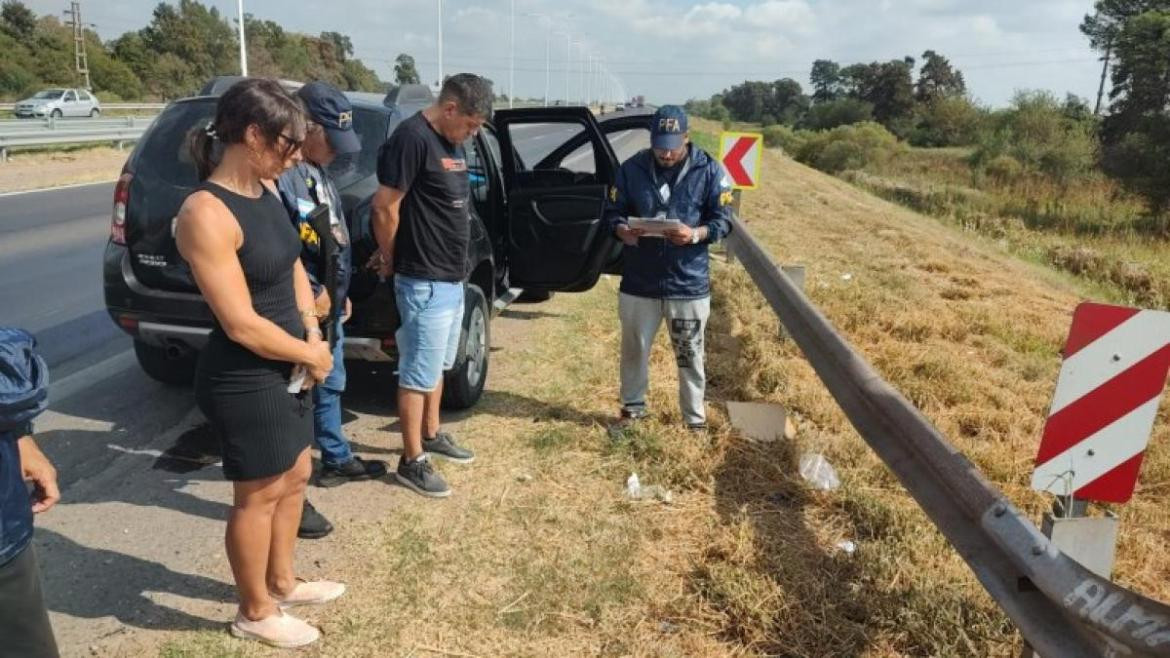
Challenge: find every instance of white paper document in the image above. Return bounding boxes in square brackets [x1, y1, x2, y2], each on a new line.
[628, 217, 686, 236]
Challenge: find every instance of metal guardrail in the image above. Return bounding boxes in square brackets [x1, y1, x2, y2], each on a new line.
[0, 116, 157, 132]
[0, 115, 155, 161]
[0, 102, 165, 112]
[726, 215, 1170, 658]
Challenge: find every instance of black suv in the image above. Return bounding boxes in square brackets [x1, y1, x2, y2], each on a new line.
[103, 81, 652, 408]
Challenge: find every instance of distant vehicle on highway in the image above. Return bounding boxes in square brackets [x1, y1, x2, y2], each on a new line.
[615, 103, 626, 112]
[13, 88, 101, 119]
[103, 77, 651, 408]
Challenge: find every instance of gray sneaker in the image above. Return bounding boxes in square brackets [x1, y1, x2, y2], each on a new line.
[423, 432, 475, 464]
[395, 455, 451, 498]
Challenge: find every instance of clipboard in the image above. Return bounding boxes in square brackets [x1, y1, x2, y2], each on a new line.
[628, 217, 686, 237]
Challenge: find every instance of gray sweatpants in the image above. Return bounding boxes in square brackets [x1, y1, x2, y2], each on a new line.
[618, 293, 711, 426]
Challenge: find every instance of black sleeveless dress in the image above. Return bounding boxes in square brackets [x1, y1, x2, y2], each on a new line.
[193, 182, 313, 481]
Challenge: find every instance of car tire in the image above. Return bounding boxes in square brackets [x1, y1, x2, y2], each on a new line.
[90, 108, 100, 118]
[442, 284, 489, 410]
[50, 109, 62, 119]
[134, 340, 197, 387]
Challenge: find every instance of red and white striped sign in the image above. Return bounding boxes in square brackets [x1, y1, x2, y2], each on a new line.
[1032, 303, 1170, 503]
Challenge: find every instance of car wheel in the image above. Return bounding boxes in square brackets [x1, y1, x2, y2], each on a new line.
[90, 108, 100, 117]
[50, 109, 62, 119]
[442, 284, 489, 410]
[134, 340, 197, 387]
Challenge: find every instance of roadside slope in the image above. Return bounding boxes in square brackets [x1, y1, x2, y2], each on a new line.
[71, 137, 1169, 658]
[701, 137, 1170, 654]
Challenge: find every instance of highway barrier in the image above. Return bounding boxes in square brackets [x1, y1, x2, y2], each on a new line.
[726, 215, 1170, 658]
[0, 115, 156, 162]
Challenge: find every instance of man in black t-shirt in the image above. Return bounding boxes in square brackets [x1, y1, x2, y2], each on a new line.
[370, 74, 492, 498]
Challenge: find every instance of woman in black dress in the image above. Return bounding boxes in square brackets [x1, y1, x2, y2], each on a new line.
[175, 79, 343, 648]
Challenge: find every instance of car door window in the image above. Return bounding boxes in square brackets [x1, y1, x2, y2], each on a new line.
[79, 90, 92, 103]
[606, 126, 651, 166]
[63, 91, 76, 103]
[505, 121, 600, 183]
[463, 135, 491, 221]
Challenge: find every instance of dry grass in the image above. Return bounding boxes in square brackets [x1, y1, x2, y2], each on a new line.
[0, 145, 125, 193]
[844, 147, 1170, 308]
[154, 121, 1169, 657]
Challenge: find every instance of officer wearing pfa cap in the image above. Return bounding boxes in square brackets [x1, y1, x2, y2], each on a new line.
[603, 105, 733, 434]
[276, 82, 387, 539]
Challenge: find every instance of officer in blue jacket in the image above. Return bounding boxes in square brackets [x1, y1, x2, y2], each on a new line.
[0, 328, 60, 657]
[276, 83, 387, 539]
[604, 105, 733, 432]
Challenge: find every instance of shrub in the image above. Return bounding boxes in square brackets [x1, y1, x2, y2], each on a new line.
[795, 121, 903, 174]
[970, 91, 1097, 186]
[800, 97, 874, 131]
[761, 125, 809, 154]
[983, 155, 1024, 184]
[911, 96, 987, 147]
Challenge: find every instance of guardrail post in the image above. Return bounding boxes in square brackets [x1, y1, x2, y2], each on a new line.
[1022, 502, 1120, 658]
[0, 147, 7, 163]
[726, 189, 743, 264]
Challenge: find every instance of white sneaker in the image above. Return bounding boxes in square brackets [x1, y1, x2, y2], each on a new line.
[274, 579, 347, 608]
[230, 609, 320, 648]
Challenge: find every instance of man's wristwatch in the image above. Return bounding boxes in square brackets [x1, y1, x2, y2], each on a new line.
[690, 228, 702, 244]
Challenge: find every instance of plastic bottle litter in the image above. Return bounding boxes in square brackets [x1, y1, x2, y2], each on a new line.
[624, 473, 673, 503]
[799, 453, 841, 491]
[625, 473, 642, 499]
[836, 540, 857, 555]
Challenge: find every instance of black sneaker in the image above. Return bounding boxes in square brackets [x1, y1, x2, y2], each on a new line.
[422, 432, 475, 464]
[317, 456, 389, 488]
[298, 500, 333, 539]
[687, 422, 709, 434]
[395, 455, 451, 498]
[608, 408, 646, 440]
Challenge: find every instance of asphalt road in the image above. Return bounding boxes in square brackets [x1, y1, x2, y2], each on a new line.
[0, 115, 651, 655]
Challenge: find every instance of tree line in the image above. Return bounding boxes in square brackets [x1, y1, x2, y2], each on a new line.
[0, 0, 429, 101]
[689, 3, 1170, 219]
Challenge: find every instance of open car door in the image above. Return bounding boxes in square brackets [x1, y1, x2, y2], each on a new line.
[533, 112, 654, 275]
[494, 107, 621, 292]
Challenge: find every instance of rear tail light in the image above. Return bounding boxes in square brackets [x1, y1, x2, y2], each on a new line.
[111, 172, 132, 245]
[116, 315, 139, 334]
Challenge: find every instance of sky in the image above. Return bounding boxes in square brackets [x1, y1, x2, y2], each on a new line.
[26, 0, 1105, 107]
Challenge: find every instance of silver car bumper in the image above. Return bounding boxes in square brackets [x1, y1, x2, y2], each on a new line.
[136, 322, 393, 363]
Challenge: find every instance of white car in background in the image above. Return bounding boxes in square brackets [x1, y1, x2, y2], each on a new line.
[13, 88, 101, 119]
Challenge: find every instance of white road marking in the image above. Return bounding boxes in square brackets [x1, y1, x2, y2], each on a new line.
[50, 349, 137, 404]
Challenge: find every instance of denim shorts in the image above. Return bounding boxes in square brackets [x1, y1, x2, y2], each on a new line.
[394, 275, 465, 392]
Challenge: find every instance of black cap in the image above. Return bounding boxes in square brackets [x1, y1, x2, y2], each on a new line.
[296, 81, 361, 155]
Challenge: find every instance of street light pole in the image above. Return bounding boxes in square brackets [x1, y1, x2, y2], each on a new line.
[544, 20, 551, 107]
[237, 0, 247, 76]
[564, 36, 571, 105]
[508, 0, 515, 109]
[437, 0, 444, 87]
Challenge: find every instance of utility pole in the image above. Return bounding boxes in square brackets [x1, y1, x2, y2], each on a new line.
[63, 2, 91, 90]
[1094, 38, 1112, 116]
[236, 0, 248, 76]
